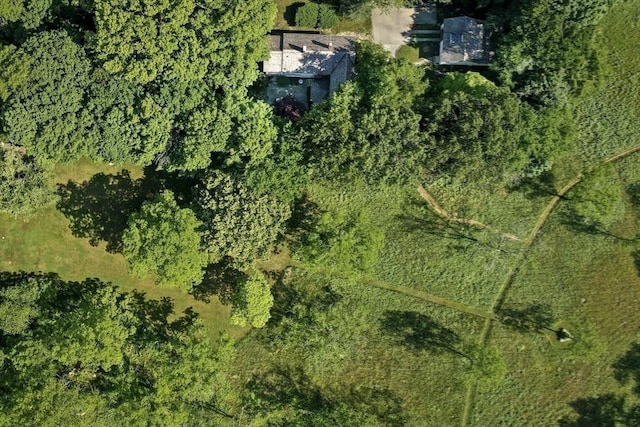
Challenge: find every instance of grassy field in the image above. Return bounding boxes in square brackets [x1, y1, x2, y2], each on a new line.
[470, 2, 640, 423]
[234, 270, 485, 424]
[235, 1, 640, 424]
[0, 160, 247, 341]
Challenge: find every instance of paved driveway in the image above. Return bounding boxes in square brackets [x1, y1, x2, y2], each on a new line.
[372, 6, 437, 56]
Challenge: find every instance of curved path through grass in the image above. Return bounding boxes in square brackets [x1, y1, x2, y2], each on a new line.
[288, 261, 497, 320]
[417, 185, 523, 242]
[461, 142, 640, 427]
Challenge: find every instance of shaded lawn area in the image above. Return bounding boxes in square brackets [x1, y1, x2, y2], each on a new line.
[234, 271, 485, 425]
[0, 160, 248, 341]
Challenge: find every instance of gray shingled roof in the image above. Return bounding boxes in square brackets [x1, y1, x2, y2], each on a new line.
[263, 33, 355, 77]
[439, 16, 489, 65]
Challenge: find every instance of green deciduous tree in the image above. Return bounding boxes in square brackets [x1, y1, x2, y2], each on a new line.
[166, 100, 232, 172]
[122, 191, 208, 291]
[302, 41, 428, 184]
[224, 98, 277, 166]
[1, 31, 91, 163]
[230, 271, 273, 328]
[244, 122, 309, 204]
[0, 144, 54, 217]
[95, 0, 275, 89]
[95, 0, 205, 84]
[80, 74, 173, 164]
[295, 206, 384, 275]
[0, 0, 51, 29]
[420, 72, 544, 181]
[492, 0, 616, 105]
[194, 170, 291, 266]
[0, 44, 29, 101]
[317, 4, 338, 29]
[295, 2, 319, 27]
[0, 272, 235, 425]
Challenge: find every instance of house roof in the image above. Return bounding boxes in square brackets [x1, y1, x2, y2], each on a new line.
[263, 33, 355, 77]
[439, 16, 489, 65]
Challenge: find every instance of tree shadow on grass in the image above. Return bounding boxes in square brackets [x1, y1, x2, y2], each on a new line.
[129, 290, 201, 341]
[284, 2, 305, 26]
[560, 342, 640, 426]
[558, 394, 630, 427]
[379, 310, 465, 357]
[55, 169, 165, 253]
[631, 250, 640, 278]
[245, 366, 406, 425]
[559, 208, 636, 242]
[396, 200, 515, 254]
[495, 303, 555, 334]
[627, 182, 640, 208]
[509, 170, 561, 200]
[190, 258, 248, 304]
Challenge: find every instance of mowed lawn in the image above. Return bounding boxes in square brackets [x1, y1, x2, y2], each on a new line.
[0, 160, 247, 341]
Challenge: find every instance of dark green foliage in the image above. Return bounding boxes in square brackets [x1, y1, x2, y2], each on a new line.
[317, 4, 338, 28]
[166, 100, 232, 172]
[492, 0, 616, 105]
[0, 272, 235, 425]
[95, 0, 276, 90]
[122, 191, 208, 291]
[302, 41, 427, 184]
[81, 74, 172, 165]
[225, 98, 278, 166]
[55, 170, 162, 253]
[0, 145, 53, 217]
[1, 31, 91, 163]
[244, 123, 309, 204]
[0, 0, 52, 29]
[420, 72, 537, 181]
[194, 170, 291, 266]
[294, 3, 337, 29]
[295, 2, 318, 27]
[0, 44, 29, 101]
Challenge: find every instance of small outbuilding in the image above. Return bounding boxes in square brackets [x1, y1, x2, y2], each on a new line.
[437, 16, 490, 66]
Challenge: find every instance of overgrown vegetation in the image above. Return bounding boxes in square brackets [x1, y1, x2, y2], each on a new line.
[1, 0, 639, 425]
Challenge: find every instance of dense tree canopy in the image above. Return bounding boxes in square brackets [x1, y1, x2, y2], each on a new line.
[302, 41, 427, 184]
[94, 0, 276, 89]
[194, 170, 291, 266]
[420, 72, 538, 181]
[2, 31, 91, 163]
[0, 272, 234, 425]
[0, 0, 51, 29]
[492, 0, 616, 105]
[122, 191, 208, 291]
[81, 74, 172, 164]
[0, 144, 53, 217]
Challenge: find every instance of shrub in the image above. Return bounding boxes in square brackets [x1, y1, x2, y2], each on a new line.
[317, 4, 338, 29]
[295, 3, 319, 27]
[396, 45, 420, 62]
